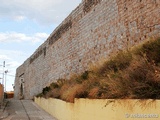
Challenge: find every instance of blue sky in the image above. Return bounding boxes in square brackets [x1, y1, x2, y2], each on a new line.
[0, 0, 81, 91]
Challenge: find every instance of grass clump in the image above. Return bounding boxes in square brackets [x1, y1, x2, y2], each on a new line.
[61, 84, 87, 102]
[99, 51, 132, 74]
[37, 37, 160, 102]
[135, 38, 160, 65]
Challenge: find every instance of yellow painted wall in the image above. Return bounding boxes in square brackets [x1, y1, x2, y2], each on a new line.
[35, 97, 160, 120]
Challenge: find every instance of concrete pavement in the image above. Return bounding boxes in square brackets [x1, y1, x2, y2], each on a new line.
[0, 99, 57, 120]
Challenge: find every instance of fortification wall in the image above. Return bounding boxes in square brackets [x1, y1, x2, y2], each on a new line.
[14, 0, 160, 99]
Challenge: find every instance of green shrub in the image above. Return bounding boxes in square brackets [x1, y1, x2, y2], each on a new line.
[81, 71, 89, 80]
[134, 38, 160, 65]
[50, 82, 59, 89]
[42, 86, 51, 95]
[36, 93, 43, 97]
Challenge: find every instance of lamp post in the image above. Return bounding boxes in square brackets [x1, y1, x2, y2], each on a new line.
[1, 61, 11, 91]
[0, 61, 7, 100]
[0, 61, 5, 86]
[4, 70, 8, 92]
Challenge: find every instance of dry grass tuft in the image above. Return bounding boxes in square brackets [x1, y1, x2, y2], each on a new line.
[37, 37, 160, 102]
[88, 87, 99, 98]
[60, 84, 87, 103]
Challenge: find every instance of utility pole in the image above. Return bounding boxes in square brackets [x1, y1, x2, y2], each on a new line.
[2, 61, 5, 86]
[5, 70, 8, 92]
[0, 61, 5, 101]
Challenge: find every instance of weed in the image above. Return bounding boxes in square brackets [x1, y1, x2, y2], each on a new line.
[61, 84, 87, 102]
[88, 87, 99, 98]
[36, 93, 43, 97]
[37, 37, 160, 102]
[42, 86, 51, 95]
[98, 51, 132, 75]
[50, 82, 59, 89]
[46, 88, 60, 99]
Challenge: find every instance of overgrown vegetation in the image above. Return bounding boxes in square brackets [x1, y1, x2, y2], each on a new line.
[37, 37, 160, 102]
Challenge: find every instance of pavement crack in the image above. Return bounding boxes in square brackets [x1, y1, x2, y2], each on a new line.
[20, 100, 30, 120]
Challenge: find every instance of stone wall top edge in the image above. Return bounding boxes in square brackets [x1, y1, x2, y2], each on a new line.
[17, 1, 83, 69]
[15, 40, 47, 70]
[49, 1, 83, 37]
[15, 63, 25, 77]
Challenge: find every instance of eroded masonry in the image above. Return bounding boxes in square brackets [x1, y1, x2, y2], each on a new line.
[14, 0, 160, 99]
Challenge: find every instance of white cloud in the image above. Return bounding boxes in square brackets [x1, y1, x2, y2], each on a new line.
[0, 61, 20, 74]
[0, 0, 81, 25]
[7, 61, 20, 68]
[0, 55, 11, 60]
[13, 15, 26, 21]
[0, 49, 30, 64]
[0, 51, 25, 80]
[0, 32, 49, 43]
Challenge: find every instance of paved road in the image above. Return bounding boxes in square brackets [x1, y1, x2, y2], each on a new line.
[0, 99, 57, 120]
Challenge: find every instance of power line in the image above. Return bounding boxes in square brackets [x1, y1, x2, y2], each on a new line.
[0, 73, 16, 77]
[1, 70, 17, 76]
[7, 74, 16, 77]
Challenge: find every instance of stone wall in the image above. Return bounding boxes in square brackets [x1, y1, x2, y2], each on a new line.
[14, 0, 160, 99]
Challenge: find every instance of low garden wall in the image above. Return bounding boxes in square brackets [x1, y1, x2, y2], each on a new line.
[35, 97, 160, 120]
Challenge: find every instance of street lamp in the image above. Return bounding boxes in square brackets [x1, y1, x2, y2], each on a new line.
[0, 61, 5, 86]
[4, 70, 8, 92]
